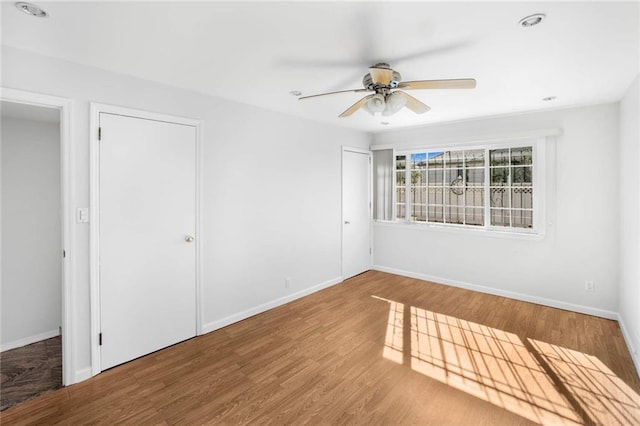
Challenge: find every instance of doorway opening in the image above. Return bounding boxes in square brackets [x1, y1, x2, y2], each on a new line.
[0, 89, 74, 408]
[1, 100, 63, 410]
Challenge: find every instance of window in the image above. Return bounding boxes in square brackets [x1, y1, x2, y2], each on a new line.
[425, 149, 484, 226]
[392, 140, 540, 233]
[395, 155, 406, 220]
[489, 147, 533, 228]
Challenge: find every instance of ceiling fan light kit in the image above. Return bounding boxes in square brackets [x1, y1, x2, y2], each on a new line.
[299, 62, 476, 118]
[382, 91, 407, 116]
[364, 93, 386, 114]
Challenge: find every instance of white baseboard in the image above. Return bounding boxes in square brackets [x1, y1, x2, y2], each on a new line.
[617, 313, 640, 378]
[201, 276, 343, 335]
[372, 265, 619, 320]
[0, 329, 60, 352]
[73, 366, 93, 384]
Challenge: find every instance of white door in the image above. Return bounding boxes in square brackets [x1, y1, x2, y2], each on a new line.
[99, 112, 197, 370]
[342, 148, 371, 279]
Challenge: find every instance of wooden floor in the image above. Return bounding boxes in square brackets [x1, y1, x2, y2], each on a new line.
[2, 271, 639, 425]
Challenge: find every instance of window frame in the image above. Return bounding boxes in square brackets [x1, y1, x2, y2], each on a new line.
[391, 137, 545, 236]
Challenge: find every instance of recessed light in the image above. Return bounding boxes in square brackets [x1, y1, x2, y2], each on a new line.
[15, 2, 48, 17]
[542, 96, 556, 101]
[289, 91, 302, 97]
[381, 121, 390, 125]
[519, 13, 545, 27]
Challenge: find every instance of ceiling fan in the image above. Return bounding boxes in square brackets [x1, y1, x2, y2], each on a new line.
[298, 63, 476, 118]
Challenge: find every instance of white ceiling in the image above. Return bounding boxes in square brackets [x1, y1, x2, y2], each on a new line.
[1, 1, 638, 132]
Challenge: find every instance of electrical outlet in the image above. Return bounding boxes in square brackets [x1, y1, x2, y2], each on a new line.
[585, 281, 595, 292]
[285, 277, 291, 289]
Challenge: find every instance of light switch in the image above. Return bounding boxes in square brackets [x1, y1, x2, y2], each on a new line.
[77, 207, 89, 223]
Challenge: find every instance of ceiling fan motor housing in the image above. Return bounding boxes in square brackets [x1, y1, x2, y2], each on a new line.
[362, 70, 402, 90]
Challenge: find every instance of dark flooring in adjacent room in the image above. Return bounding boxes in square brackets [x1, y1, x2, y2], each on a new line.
[0, 336, 62, 411]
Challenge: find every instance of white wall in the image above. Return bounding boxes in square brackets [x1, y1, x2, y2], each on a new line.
[1, 46, 370, 381]
[372, 104, 620, 317]
[1, 116, 61, 349]
[618, 74, 639, 370]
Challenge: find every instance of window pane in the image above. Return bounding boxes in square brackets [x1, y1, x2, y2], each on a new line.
[511, 146, 532, 165]
[411, 152, 427, 169]
[490, 148, 509, 166]
[465, 208, 484, 226]
[511, 209, 533, 228]
[512, 187, 533, 209]
[428, 187, 443, 204]
[395, 154, 406, 221]
[490, 208, 510, 227]
[466, 187, 484, 207]
[428, 205, 443, 223]
[412, 187, 426, 205]
[446, 169, 463, 185]
[410, 171, 426, 186]
[445, 150, 464, 168]
[512, 166, 532, 185]
[490, 168, 509, 186]
[411, 203, 426, 221]
[466, 168, 484, 186]
[428, 152, 444, 168]
[465, 149, 485, 167]
[427, 169, 443, 185]
[445, 188, 464, 205]
[445, 206, 464, 224]
[490, 187, 509, 207]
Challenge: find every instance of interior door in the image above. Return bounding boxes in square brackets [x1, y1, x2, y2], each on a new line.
[342, 148, 371, 279]
[99, 112, 196, 370]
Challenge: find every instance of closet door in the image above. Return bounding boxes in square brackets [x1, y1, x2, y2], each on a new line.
[342, 148, 372, 279]
[99, 112, 196, 370]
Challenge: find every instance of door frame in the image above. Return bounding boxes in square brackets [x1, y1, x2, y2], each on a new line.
[0, 87, 75, 385]
[341, 146, 372, 279]
[89, 103, 203, 376]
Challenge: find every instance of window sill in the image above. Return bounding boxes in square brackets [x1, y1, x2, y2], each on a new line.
[373, 220, 546, 241]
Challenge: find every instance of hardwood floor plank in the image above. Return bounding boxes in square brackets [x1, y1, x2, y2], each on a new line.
[2, 271, 639, 425]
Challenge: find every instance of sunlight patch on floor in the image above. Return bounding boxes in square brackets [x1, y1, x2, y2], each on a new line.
[372, 295, 640, 425]
[409, 307, 581, 425]
[382, 300, 404, 364]
[530, 339, 640, 425]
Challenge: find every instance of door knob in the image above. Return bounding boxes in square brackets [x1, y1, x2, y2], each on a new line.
[185, 235, 195, 243]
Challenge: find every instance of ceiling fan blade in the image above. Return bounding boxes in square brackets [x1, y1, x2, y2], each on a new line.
[339, 95, 373, 118]
[298, 88, 370, 100]
[398, 79, 477, 90]
[395, 91, 431, 114]
[369, 67, 393, 85]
